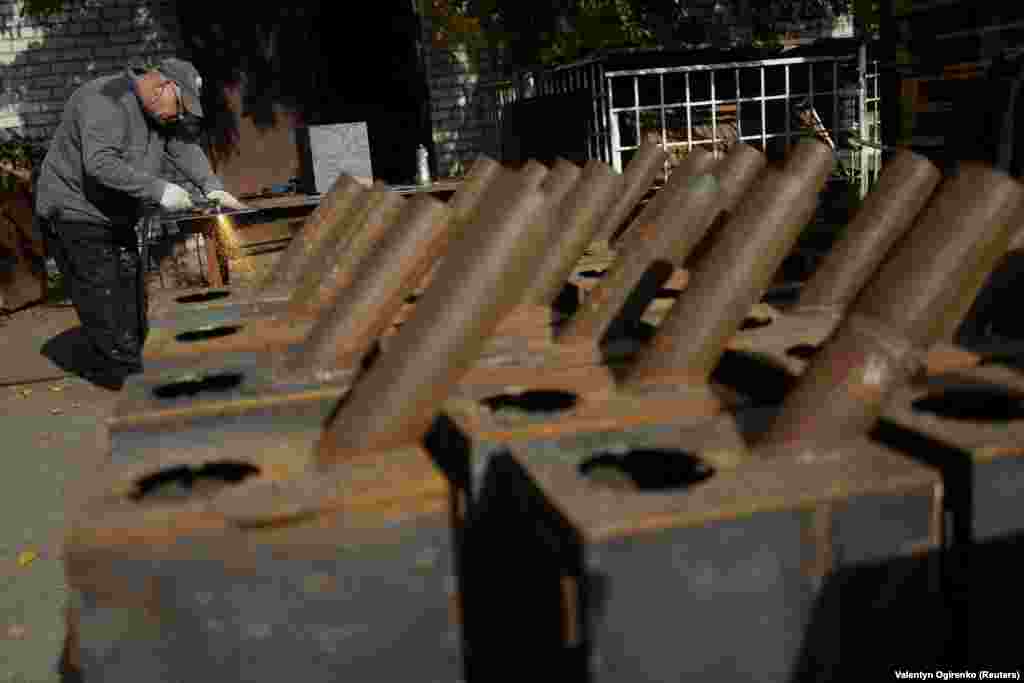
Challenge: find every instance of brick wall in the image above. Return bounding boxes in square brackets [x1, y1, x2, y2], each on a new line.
[0, 0, 182, 141]
[419, 4, 855, 177]
[420, 11, 505, 178]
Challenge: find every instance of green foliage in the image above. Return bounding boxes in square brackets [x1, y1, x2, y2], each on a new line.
[0, 137, 44, 193]
[19, 0, 71, 19]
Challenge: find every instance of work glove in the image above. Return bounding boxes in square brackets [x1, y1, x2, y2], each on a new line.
[206, 190, 249, 211]
[159, 182, 194, 212]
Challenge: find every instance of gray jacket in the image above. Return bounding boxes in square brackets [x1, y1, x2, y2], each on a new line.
[35, 69, 223, 227]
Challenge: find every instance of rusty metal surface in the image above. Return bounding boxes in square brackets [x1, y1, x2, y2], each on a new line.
[146, 289, 293, 330]
[856, 164, 1024, 348]
[627, 139, 835, 386]
[64, 441, 459, 682]
[142, 315, 316, 369]
[721, 152, 942, 376]
[612, 147, 716, 255]
[317, 176, 554, 464]
[147, 181, 375, 330]
[522, 160, 624, 307]
[284, 186, 392, 305]
[144, 188, 399, 357]
[283, 195, 453, 380]
[713, 143, 770, 216]
[558, 151, 720, 345]
[797, 150, 942, 312]
[289, 191, 407, 315]
[882, 373, 1024, 463]
[446, 155, 503, 229]
[448, 410, 941, 680]
[258, 174, 369, 292]
[592, 139, 668, 244]
[539, 158, 583, 206]
[761, 164, 1024, 450]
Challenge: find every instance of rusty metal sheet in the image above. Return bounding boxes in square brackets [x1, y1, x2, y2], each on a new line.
[442, 409, 942, 681]
[64, 442, 460, 682]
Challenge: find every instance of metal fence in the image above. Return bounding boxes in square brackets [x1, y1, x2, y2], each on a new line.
[495, 49, 883, 196]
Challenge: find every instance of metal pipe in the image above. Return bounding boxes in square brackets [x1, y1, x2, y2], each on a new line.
[257, 175, 368, 292]
[289, 191, 407, 314]
[934, 229, 1024, 343]
[282, 194, 453, 379]
[677, 143, 767, 269]
[521, 160, 624, 307]
[591, 139, 668, 244]
[447, 155, 504, 230]
[626, 138, 835, 386]
[761, 163, 1024, 450]
[317, 178, 553, 465]
[284, 187, 392, 307]
[557, 148, 721, 345]
[415, 161, 549, 294]
[540, 158, 583, 206]
[613, 148, 716, 254]
[796, 150, 941, 312]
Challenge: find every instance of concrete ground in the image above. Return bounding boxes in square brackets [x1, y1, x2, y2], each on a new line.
[0, 214, 293, 681]
[0, 372, 120, 683]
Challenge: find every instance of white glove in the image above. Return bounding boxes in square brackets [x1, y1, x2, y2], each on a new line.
[206, 190, 248, 211]
[159, 182, 193, 212]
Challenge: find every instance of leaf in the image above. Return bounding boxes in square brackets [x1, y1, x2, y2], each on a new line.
[17, 550, 38, 567]
[4, 624, 26, 640]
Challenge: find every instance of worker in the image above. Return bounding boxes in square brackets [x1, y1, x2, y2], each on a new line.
[34, 58, 246, 386]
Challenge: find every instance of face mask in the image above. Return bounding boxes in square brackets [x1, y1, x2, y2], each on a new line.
[173, 113, 204, 142]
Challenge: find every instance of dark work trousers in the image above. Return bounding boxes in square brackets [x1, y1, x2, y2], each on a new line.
[48, 220, 147, 375]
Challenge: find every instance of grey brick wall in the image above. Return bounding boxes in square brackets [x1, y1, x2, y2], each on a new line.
[0, 0, 183, 141]
[420, 11, 505, 178]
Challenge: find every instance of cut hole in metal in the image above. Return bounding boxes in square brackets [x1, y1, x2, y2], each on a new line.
[786, 344, 821, 360]
[176, 290, 231, 304]
[175, 325, 243, 342]
[152, 372, 244, 399]
[132, 461, 261, 500]
[579, 449, 713, 491]
[482, 390, 578, 415]
[912, 387, 1024, 422]
[740, 316, 773, 331]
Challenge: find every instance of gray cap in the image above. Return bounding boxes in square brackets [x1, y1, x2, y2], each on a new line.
[157, 58, 204, 118]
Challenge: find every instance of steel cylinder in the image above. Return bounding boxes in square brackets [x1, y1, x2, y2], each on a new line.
[290, 191, 407, 314]
[541, 158, 583, 206]
[285, 187, 391, 305]
[447, 155, 504, 230]
[626, 138, 835, 386]
[317, 177, 553, 465]
[521, 160, 625, 307]
[714, 143, 770, 215]
[761, 163, 1024, 450]
[558, 151, 722, 345]
[613, 148, 717, 254]
[592, 139, 668, 243]
[258, 175, 368, 292]
[283, 195, 453, 378]
[797, 150, 941, 312]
